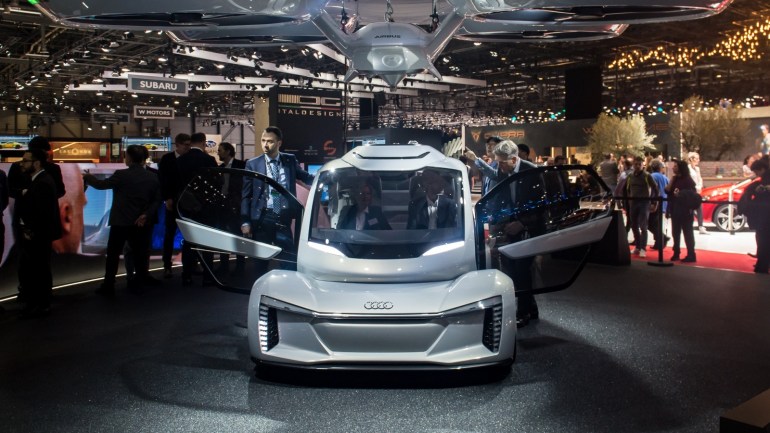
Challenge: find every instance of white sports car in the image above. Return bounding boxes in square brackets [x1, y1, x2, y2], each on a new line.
[177, 144, 613, 372]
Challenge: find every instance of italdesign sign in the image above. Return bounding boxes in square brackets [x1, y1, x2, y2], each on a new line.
[134, 106, 175, 120]
[127, 74, 188, 96]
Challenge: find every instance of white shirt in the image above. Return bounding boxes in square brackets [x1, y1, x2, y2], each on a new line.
[221, 159, 232, 194]
[355, 207, 370, 230]
[426, 196, 438, 229]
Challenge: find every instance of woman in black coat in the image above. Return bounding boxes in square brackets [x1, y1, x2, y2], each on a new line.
[665, 160, 697, 262]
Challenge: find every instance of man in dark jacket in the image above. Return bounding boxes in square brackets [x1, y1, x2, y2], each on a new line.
[8, 136, 65, 302]
[216, 141, 246, 275]
[84, 145, 161, 295]
[241, 126, 314, 277]
[157, 133, 190, 278]
[407, 169, 457, 230]
[742, 159, 770, 274]
[176, 132, 217, 285]
[14, 148, 62, 317]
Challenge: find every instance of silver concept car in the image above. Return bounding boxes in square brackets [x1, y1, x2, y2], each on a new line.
[177, 144, 614, 372]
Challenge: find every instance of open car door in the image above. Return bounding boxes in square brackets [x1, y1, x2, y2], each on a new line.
[176, 167, 304, 292]
[474, 165, 614, 295]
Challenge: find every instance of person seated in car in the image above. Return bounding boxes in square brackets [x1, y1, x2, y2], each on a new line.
[337, 180, 391, 230]
[407, 169, 457, 229]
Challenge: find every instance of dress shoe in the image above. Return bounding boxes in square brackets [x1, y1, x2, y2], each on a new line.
[681, 255, 696, 263]
[753, 268, 769, 274]
[748, 253, 757, 258]
[163, 268, 173, 279]
[670, 254, 680, 261]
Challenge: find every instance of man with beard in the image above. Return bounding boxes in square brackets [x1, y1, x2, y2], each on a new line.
[14, 148, 62, 317]
[241, 126, 314, 278]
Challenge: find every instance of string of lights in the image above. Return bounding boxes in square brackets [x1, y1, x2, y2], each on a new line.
[609, 11, 770, 70]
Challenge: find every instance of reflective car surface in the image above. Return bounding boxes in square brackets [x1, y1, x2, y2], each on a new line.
[176, 145, 613, 373]
[701, 177, 760, 231]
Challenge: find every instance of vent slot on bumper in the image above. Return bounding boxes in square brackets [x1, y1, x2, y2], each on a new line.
[259, 304, 279, 352]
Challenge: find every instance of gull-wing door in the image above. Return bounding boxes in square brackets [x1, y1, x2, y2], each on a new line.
[176, 167, 304, 291]
[474, 165, 614, 295]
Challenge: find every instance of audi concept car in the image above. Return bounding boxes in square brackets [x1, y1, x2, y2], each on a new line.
[176, 144, 614, 372]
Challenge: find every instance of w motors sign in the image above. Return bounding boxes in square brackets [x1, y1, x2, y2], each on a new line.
[128, 74, 188, 96]
[134, 106, 175, 120]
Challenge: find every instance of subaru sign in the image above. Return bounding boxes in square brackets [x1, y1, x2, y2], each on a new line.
[128, 74, 188, 96]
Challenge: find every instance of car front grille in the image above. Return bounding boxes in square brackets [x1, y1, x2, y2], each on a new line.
[258, 304, 279, 352]
[482, 303, 503, 352]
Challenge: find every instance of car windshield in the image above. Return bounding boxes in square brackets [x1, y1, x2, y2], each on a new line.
[308, 166, 465, 259]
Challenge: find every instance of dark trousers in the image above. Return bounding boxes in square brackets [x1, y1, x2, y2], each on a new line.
[250, 214, 295, 278]
[18, 236, 53, 308]
[755, 227, 770, 272]
[648, 209, 665, 246]
[104, 225, 152, 287]
[218, 213, 245, 272]
[162, 206, 178, 270]
[629, 201, 650, 250]
[671, 212, 695, 258]
[694, 204, 704, 227]
[181, 240, 214, 279]
[500, 254, 538, 318]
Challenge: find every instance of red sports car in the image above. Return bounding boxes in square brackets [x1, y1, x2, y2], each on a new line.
[701, 177, 760, 231]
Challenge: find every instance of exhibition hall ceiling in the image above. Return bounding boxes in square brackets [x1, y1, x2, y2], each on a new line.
[2, 0, 770, 125]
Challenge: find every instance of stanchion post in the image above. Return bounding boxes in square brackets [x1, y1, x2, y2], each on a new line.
[649, 195, 674, 267]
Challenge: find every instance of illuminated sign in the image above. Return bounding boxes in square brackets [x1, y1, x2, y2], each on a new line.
[127, 74, 188, 96]
[134, 106, 175, 120]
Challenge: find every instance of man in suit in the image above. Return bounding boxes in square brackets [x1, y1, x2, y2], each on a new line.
[241, 126, 314, 277]
[407, 169, 457, 230]
[216, 141, 246, 275]
[14, 148, 62, 317]
[176, 132, 218, 285]
[158, 133, 190, 278]
[8, 136, 65, 303]
[83, 145, 161, 296]
[337, 180, 391, 230]
[466, 140, 541, 327]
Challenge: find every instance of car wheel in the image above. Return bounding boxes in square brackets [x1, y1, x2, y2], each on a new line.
[713, 204, 746, 231]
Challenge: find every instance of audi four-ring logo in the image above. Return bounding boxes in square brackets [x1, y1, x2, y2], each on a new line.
[364, 301, 393, 310]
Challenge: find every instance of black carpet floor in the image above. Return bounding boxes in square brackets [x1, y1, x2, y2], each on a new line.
[1, 262, 769, 433]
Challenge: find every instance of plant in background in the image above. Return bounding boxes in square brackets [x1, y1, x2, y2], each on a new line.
[671, 95, 749, 160]
[587, 113, 656, 165]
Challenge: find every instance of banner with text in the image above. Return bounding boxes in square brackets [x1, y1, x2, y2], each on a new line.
[128, 74, 188, 96]
[134, 106, 175, 120]
[270, 87, 343, 163]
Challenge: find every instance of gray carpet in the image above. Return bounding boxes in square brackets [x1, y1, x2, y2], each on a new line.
[1, 261, 768, 433]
